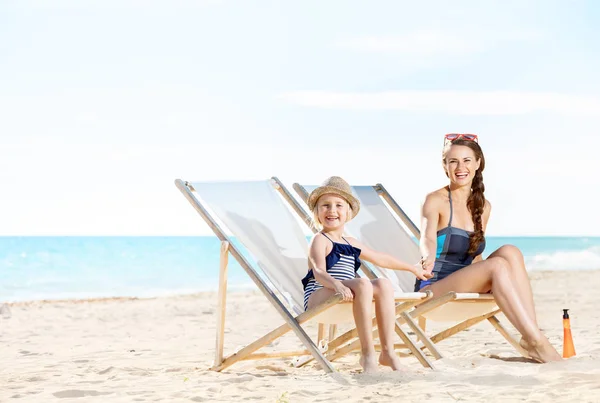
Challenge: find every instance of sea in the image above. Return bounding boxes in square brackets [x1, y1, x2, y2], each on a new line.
[1, 236, 599, 302]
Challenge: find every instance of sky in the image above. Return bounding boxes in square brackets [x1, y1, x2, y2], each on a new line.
[1, 0, 599, 236]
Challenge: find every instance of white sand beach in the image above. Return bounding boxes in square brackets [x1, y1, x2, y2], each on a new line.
[2, 269, 599, 403]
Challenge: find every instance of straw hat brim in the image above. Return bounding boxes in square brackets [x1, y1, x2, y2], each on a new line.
[307, 186, 361, 218]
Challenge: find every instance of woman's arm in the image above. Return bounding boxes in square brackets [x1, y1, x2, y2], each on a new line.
[483, 200, 492, 231]
[348, 238, 432, 281]
[472, 200, 492, 264]
[309, 235, 353, 300]
[420, 192, 441, 274]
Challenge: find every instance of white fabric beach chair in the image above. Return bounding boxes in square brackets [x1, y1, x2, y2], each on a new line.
[291, 180, 529, 359]
[175, 179, 435, 373]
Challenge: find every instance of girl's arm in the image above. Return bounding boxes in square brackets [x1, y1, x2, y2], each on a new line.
[309, 235, 353, 301]
[347, 238, 432, 281]
[419, 192, 442, 274]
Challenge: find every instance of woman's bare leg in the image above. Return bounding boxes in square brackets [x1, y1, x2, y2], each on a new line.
[371, 278, 404, 370]
[424, 256, 561, 363]
[489, 245, 538, 326]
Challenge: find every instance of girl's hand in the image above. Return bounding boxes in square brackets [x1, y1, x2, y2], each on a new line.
[413, 263, 434, 281]
[333, 281, 353, 302]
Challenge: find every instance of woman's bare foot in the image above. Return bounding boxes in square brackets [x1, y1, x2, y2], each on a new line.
[378, 351, 405, 371]
[520, 336, 562, 363]
[519, 338, 533, 359]
[359, 353, 379, 373]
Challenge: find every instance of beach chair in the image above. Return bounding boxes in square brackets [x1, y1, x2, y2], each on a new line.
[174, 179, 435, 373]
[291, 181, 529, 359]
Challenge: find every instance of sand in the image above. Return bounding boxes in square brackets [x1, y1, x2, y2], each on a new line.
[1, 270, 599, 402]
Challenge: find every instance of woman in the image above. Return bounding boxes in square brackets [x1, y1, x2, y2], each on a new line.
[417, 134, 561, 363]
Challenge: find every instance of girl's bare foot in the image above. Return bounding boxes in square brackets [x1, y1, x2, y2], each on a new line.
[520, 337, 562, 363]
[359, 353, 379, 373]
[378, 351, 405, 371]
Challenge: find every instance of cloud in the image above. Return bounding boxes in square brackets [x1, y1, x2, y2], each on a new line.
[279, 90, 600, 116]
[22, 0, 223, 11]
[333, 29, 543, 56]
[334, 30, 482, 56]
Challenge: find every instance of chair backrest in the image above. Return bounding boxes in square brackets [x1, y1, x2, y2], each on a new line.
[191, 180, 309, 314]
[300, 184, 420, 293]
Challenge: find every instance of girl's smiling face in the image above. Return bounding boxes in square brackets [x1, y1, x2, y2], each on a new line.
[315, 194, 351, 230]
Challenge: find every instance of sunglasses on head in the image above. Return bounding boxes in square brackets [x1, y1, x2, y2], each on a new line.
[444, 133, 478, 144]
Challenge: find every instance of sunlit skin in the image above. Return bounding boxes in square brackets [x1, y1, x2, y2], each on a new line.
[307, 193, 432, 372]
[419, 143, 562, 363]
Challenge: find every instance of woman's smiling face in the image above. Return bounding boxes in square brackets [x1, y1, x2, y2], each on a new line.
[444, 144, 481, 186]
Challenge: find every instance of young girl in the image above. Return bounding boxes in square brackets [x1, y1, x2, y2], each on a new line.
[301, 176, 432, 372]
[417, 134, 561, 363]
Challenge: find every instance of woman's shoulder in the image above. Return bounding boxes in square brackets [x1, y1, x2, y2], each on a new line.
[484, 199, 492, 216]
[423, 187, 448, 206]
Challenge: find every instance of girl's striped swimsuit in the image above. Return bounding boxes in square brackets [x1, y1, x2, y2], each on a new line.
[301, 233, 361, 310]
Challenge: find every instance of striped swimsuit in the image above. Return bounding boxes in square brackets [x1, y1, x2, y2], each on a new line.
[301, 233, 361, 311]
[415, 189, 486, 291]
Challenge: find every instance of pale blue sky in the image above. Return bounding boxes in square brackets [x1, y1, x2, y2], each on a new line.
[1, 0, 599, 236]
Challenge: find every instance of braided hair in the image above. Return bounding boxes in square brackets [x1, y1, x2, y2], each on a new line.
[443, 139, 486, 256]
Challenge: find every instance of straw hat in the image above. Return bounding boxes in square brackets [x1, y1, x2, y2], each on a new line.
[307, 176, 360, 218]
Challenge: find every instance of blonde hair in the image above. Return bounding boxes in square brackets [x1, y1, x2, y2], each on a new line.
[310, 195, 354, 230]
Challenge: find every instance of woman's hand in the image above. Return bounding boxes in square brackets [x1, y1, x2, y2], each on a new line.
[333, 281, 354, 302]
[412, 264, 433, 281]
[412, 258, 434, 281]
[420, 256, 435, 274]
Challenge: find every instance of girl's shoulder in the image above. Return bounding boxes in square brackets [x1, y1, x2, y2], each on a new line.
[342, 236, 359, 247]
[337, 236, 363, 258]
[309, 232, 327, 244]
[309, 232, 333, 251]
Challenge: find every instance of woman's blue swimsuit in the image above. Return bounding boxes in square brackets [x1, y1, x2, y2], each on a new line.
[302, 233, 361, 311]
[415, 189, 486, 291]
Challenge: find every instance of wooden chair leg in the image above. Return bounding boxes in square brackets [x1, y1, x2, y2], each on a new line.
[328, 324, 337, 341]
[401, 312, 442, 360]
[429, 310, 499, 344]
[487, 316, 529, 357]
[317, 323, 325, 343]
[214, 241, 229, 368]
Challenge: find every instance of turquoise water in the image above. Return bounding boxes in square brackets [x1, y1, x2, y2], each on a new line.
[1, 236, 599, 302]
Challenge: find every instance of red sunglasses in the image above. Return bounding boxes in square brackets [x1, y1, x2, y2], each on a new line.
[444, 133, 478, 143]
